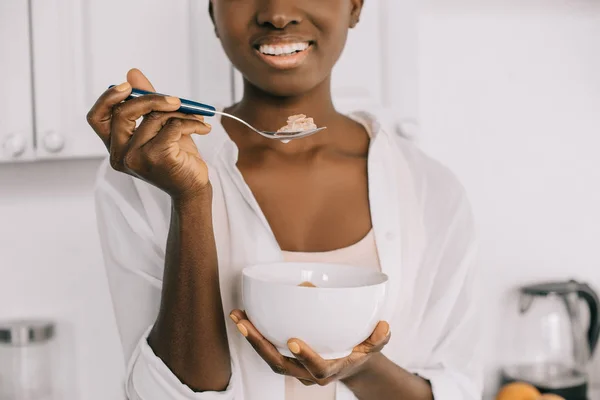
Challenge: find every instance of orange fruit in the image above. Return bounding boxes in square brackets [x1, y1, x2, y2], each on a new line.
[496, 382, 540, 400]
[539, 395, 565, 400]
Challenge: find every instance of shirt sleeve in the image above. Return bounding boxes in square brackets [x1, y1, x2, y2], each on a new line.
[408, 184, 484, 399]
[94, 162, 239, 400]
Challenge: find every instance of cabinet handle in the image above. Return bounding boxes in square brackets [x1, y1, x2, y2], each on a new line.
[2, 133, 27, 158]
[42, 131, 65, 153]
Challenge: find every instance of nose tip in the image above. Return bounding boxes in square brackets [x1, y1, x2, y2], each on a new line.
[271, 14, 296, 29]
[256, 5, 302, 29]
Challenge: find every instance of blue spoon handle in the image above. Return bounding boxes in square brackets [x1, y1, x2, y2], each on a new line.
[108, 85, 216, 117]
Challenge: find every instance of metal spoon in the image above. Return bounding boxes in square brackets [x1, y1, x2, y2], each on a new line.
[111, 86, 327, 143]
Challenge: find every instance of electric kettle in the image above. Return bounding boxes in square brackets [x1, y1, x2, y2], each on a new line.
[500, 280, 600, 400]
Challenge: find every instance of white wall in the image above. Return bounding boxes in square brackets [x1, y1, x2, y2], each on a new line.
[419, 0, 600, 395]
[0, 159, 123, 399]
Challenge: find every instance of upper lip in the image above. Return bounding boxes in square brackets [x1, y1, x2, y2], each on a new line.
[252, 35, 314, 48]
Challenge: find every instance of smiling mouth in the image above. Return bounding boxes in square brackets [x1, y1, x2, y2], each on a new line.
[254, 41, 313, 70]
[256, 41, 311, 56]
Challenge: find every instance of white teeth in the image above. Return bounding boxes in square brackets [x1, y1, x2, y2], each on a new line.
[259, 42, 310, 56]
[293, 43, 307, 52]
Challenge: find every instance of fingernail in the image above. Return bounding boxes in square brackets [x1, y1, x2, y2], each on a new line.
[229, 313, 239, 323]
[384, 322, 391, 337]
[203, 122, 212, 129]
[166, 96, 180, 105]
[236, 323, 248, 337]
[288, 341, 301, 354]
[115, 82, 131, 92]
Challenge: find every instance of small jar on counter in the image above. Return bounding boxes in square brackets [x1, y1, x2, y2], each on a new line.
[0, 320, 56, 400]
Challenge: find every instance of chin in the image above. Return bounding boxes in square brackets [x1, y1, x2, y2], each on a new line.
[246, 72, 327, 98]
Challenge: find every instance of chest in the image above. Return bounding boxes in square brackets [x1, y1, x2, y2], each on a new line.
[236, 149, 372, 252]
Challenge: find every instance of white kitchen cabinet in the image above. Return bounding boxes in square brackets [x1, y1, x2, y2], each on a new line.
[333, 0, 387, 112]
[28, 0, 232, 161]
[0, 0, 35, 163]
[386, 0, 419, 135]
[232, 0, 419, 127]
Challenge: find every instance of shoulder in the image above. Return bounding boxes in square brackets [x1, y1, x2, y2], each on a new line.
[396, 135, 468, 210]
[355, 108, 475, 248]
[357, 107, 469, 209]
[361, 110, 478, 276]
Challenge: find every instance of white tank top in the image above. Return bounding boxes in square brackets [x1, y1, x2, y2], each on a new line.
[281, 229, 381, 400]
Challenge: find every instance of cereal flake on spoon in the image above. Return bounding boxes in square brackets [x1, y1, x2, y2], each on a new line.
[276, 114, 318, 135]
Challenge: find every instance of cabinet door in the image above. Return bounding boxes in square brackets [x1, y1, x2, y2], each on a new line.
[385, 0, 419, 136]
[0, 0, 35, 163]
[232, 0, 418, 123]
[331, 0, 386, 112]
[30, 0, 232, 160]
[331, 0, 419, 121]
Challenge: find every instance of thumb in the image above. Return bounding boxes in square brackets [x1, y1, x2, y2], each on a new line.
[352, 321, 391, 353]
[126, 68, 156, 92]
[370, 321, 390, 344]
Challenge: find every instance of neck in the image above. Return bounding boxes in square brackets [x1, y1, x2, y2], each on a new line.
[231, 76, 340, 136]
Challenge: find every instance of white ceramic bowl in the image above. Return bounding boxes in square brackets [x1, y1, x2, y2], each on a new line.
[242, 262, 388, 359]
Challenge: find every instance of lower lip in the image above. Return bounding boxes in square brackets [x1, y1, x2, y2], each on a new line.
[255, 45, 312, 70]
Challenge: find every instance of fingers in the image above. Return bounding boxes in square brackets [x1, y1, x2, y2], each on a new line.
[143, 116, 211, 151]
[286, 338, 341, 381]
[228, 312, 392, 385]
[371, 321, 390, 343]
[229, 310, 313, 381]
[353, 321, 391, 354]
[86, 82, 133, 146]
[130, 112, 209, 150]
[287, 321, 391, 382]
[121, 115, 209, 175]
[229, 309, 247, 324]
[127, 68, 156, 92]
[112, 94, 181, 129]
[109, 95, 181, 170]
[86, 67, 157, 149]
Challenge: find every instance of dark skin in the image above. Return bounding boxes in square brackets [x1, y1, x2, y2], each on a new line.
[213, 0, 374, 251]
[86, 0, 433, 398]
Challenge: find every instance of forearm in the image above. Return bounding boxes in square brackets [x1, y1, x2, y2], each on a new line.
[342, 353, 433, 400]
[148, 186, 231, 391]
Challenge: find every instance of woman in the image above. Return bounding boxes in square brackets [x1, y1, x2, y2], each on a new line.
[88, 0, 482, 399]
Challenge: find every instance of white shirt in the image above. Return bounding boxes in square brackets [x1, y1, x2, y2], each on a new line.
[94, 110, 483, 400]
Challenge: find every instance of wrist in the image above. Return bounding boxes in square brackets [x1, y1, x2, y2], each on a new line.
[172, 184, 213, 210]
[341, 352, 385, 385]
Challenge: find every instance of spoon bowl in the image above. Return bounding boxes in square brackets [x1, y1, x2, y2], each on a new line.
[195, 108, 327, 143]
